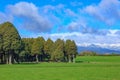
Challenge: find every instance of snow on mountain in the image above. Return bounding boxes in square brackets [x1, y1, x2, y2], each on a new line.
[77, 43, 120, 54]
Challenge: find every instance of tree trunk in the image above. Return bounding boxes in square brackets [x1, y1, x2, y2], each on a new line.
[73, 54, 75, 63]
[66, 56, 69, 62]
[36, 54, 39, 63]
[64, 56, 68, 62]
[6, 55, 9, 64]
[8, 53, 12, 64]
[68, 55, 71, 63]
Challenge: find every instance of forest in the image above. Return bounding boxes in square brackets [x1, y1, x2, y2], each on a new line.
[0, 22, 77, 64]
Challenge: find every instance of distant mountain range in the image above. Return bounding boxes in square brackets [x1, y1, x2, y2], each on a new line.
[77, 44, 120, 54]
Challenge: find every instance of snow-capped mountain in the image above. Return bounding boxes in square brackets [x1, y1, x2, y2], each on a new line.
[77, 44, 120, 54]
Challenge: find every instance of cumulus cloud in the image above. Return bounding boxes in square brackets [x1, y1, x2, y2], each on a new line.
[42, 4, 77, 19]
[43, 4, 64, 13]
[39, 4, 78, 32]
[67, 21, 110, 35]
[67, 21, 86, 32]
[8, 2, 39, 17]
[0, 2, 52, 33]
[0, 2, 77, 33]
[10, 2, 52, 33]
[84, 0, 120, 25]
[41, 4, 65, 26]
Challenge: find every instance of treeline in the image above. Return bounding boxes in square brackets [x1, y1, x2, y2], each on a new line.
[79, 51, 97, 56]
[0, 22, 77, 64]
[79, 51, 120, 56]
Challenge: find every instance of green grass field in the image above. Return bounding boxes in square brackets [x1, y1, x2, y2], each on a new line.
[0, 56, 120, 80]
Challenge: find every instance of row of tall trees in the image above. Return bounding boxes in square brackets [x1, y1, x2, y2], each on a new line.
[21, 37, 77, 63]
[0, 22, 77, 64]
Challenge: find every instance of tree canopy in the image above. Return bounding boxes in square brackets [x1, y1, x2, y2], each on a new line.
[0, 22, 21, 64]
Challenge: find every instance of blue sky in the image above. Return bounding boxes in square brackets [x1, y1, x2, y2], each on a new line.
[0, 0, 120, 48]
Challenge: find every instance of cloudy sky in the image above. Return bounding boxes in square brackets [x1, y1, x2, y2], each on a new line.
[0, 0, 120, 48]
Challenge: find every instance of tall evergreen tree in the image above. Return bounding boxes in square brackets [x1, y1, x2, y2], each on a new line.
[0, 22, 21, 64]
[37, 37, 45, 61]
[21, 38, 34, 62]
[65, 40, 77, 63]
[44, 38, 54, 61]
[31, 37, 45, 63]
[70, 40, 77, 63]
[52, 39, 64, 62]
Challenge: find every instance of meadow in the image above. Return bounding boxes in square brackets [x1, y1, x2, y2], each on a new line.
[0, 56, 120, 80]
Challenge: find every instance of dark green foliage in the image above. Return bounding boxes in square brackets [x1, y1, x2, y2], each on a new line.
[44, 38, 54, 60]
[31, 38, 41, 55]
[52, 48, 64, 62]
[37, 37, 45, 55]
[31, 37, 45, 63]
[0, 22, 21, 64]
[51, 39, 64, 62]
[20, 38, 34, 62]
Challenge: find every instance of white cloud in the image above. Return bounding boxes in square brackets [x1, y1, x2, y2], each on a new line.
[67, 21, 110, 35]
[84, 0, 120, 25]
[0, 2, 52, 33]
[42, 4, 65, 14]
[40, 4, 65, 26]
[42, 4, 77, 20]
[68, 21, 86, 32]
[8, 2, 38, 17]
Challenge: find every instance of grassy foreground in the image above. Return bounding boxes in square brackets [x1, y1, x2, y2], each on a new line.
[0, 56, 120, 80]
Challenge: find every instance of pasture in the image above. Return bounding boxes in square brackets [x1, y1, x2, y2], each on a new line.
[0, 56, 120, 80]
